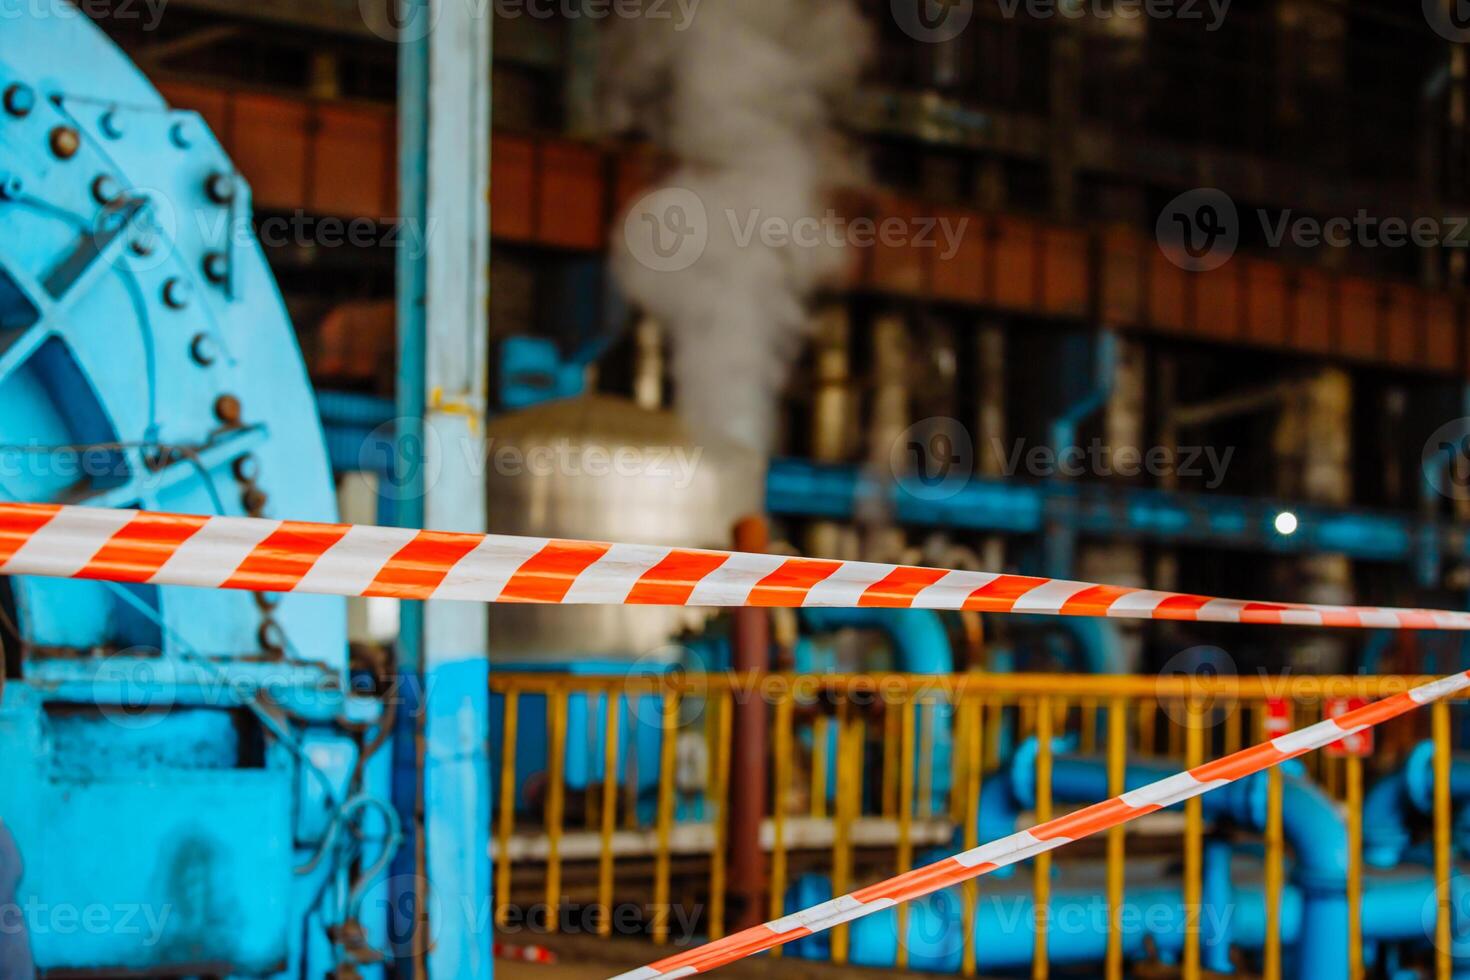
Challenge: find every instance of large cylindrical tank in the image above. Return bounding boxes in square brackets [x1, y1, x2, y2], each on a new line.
[485, 394, 765, 662]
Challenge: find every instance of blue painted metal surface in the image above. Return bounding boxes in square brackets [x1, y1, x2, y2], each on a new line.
[767, 459, 1456, 563]
[0, 6, 392, 976]
[317, 410, 1444, 568]
[392, 0, 494, 973]
[788, 740, 1470, 977]
[499, 336, 588, 410]
[800, 607, 956, 813]
[1045, 330, 1117, 577]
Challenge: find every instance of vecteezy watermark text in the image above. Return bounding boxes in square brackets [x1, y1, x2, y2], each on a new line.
[0, 0, 168, 30]
[622, 187, 970, 273]
[1157, 187, 1470, 271]
[891, 0, 1229, 44]
[1, 900, 172, 945]
[360, 0, 700, 43]
[995, 438, 1234, 489]
[888, 418, 1236, 502]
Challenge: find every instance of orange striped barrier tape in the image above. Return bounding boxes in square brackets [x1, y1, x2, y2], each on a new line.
[609, 671, 1470, 978]
[0, 502, 1468, 628]
[2, 501, 1467, 975]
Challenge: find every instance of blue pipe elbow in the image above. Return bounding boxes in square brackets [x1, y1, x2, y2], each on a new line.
[798, 607, 954, 675]
[799, 607, 956, 815]
[1365, 741, 1470, 867]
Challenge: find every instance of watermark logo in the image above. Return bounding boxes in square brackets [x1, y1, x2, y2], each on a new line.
[1424, 0, 1470, 43]
[362, 418, 445, 503]
[360, 0, 440, 43]
[0, 899, 173, 945]
[358, 874, 442, 956]
[1157, 188, 1238, 272]
[892, 0, 974, 43]
[92, 186, 179, 276]
[1423, 417, 1470, 501]
[623, 189, 970, 273]
[1161, 186, 1470, 269]
[362, 0, 701, 41]
[0, 0, 170, 30]
[892, 417, 975, 502]
[90, 651, 176, 732]
[994, 438, 1233, 489]
[1156, 645, 1238, 729]
[623, 187, 709, 274]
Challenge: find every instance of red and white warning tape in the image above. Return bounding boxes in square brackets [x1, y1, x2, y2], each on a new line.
[3, 501, 1468, 975]
[2, 502, 1470, 629]
[610, 670, 1470, 979]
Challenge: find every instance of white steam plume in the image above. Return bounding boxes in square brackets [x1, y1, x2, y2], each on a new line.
[605, 0, 870, 455]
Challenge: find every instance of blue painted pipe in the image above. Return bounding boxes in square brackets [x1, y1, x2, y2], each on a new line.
[1005, 614, 1130, 675]
[799, 608, 953, 675]
[784, 853, 1307, 972]
[1007, 747, 1354, 977]
[800, 608, 955, 814]
[1365, 741, 1470, 867]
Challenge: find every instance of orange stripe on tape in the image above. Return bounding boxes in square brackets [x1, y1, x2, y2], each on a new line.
[858, 566, 949, 608]
[499, 540, 612, 603]
[367, 530, 487, 600]
[1238, 602, 1293, 625]
[224, 521, 351, 591]
[75, 511, 209, 583]
[1335, 690, 1420, 729]
[626, 550, 730, 605]
[674, 925, 798, 972]
[747, 557, 841, 607]
[1060, 584, 1138, 616]
[1032, 797, 1150, 841]
[1315, 608, 1365, 628]
[0, 503, 59, 564]
[1191, 742, 1286, 783]
[1395, 610, 1440, 629]
[852, 857, 971, 905]
[1150, 594, 1213, 620]
[963, 574, 1050, 612]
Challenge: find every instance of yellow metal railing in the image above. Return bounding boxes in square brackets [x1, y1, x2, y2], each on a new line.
[488, 672, 1468, 979]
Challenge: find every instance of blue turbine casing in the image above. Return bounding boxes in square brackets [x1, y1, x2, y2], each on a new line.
[0, 6, 381, 977]
[0, 2, 341, 655]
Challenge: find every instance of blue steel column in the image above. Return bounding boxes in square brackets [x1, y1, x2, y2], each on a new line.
[395, 0, 493, 977]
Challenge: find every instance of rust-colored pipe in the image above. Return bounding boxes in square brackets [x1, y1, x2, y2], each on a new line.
[728, 515, 770, 929]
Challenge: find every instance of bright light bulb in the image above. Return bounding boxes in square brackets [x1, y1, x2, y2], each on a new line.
[1274, 511, 1299, 536]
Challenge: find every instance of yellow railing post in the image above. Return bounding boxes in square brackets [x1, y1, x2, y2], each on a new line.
[1138, 698, 1157, 755]
[494, 690, 520, 929]
[882, 697, 900, 819]
[597, 688, 620, 938]
[896, 695, 916, 971]
[770, 692, 795, 958]
[1183, 697, 1204, 980]
[1345, 752, 1363, 980]
[1033, 695, 1053, 980]
[832, 697, 861, 965]
[1265, 764, 1284, 980]
[545, 687, 568, 933]
[811, 714, 829, 820]
[918, 700, 935, 817]
[1080, 697, 1098, 754]
[708, 692, 733, 940]
[961, 696, 983, 978]
[1104, 696, 1126, 980]
[1435, 699, 1453, 980]
[653, 687, 679, 945]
